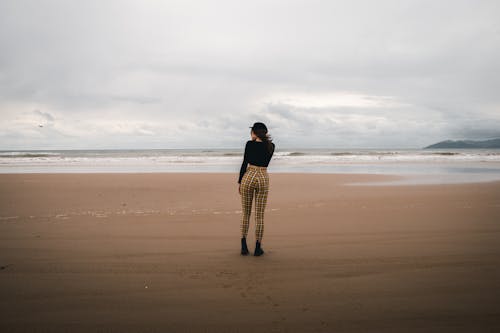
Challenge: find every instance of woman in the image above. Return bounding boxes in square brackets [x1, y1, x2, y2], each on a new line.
[237, 122, 275, 256]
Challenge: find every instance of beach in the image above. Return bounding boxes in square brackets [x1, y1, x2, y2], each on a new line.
[1, 172, 500, 332]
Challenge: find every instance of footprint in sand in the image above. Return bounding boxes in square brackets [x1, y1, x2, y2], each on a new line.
[266, 295, 280, 307]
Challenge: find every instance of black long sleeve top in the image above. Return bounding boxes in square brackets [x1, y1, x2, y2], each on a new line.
[238, 140, 275, 184]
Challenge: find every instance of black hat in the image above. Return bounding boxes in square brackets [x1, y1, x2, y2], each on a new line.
[249, 122, 268, 132]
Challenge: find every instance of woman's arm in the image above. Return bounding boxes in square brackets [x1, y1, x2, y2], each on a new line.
[238, 141, 251, 184]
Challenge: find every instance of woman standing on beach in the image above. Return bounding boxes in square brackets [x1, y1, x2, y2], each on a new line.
[238, 122, 275, 256]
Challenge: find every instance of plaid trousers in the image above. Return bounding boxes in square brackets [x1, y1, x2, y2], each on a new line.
[240, 165, 270, 241]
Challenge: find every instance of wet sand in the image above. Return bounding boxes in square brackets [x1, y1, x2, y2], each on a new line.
[1, 172, 499, 332]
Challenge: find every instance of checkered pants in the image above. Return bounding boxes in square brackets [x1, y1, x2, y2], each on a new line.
[240, 165, 269, 241]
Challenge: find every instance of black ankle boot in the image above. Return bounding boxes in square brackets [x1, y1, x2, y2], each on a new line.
[241, 237, 249, 255]
[254, 240, 264, 256]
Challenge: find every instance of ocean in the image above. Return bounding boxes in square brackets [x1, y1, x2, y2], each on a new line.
[1, 148, 500, 185]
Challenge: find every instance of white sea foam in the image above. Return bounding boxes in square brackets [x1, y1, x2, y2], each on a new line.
[1, 148, 500, 185]
[1, 148, 500, 165]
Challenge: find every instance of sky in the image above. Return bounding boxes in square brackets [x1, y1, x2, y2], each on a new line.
[1, 0, 499, 150]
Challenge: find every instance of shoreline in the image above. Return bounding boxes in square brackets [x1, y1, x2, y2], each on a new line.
[2, 171, 500, 186]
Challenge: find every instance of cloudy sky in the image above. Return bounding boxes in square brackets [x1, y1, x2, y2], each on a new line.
[1, 0, 499, 150]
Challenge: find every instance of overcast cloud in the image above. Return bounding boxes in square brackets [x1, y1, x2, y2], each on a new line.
[1, 0, 499, 149]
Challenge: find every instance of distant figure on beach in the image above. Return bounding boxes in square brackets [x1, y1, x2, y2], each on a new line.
[238, 122, 275, 256]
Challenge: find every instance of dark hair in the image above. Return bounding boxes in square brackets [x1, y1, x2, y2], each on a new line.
[251, 127, 274, 154]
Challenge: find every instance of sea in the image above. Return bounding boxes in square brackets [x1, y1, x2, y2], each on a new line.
[1, 148, 500, 185]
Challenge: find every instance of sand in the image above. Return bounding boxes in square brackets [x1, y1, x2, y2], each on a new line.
[1, 172, 499, 332]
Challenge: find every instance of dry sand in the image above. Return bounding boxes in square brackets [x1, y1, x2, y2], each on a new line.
[1, 172, 499, 332]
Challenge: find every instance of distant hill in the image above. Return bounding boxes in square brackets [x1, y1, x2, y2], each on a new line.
[424, 138, 500, 149]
